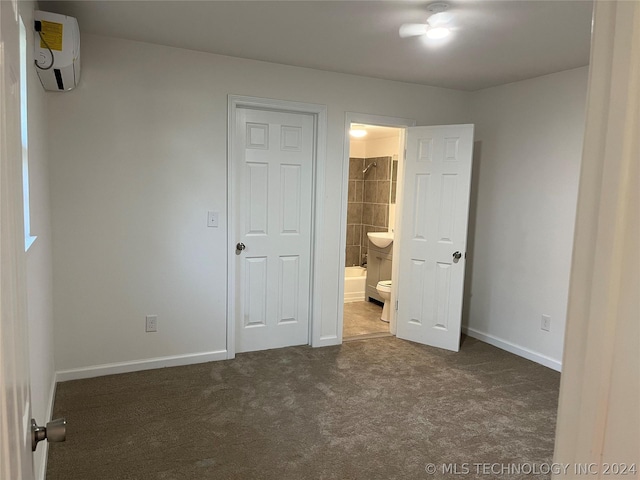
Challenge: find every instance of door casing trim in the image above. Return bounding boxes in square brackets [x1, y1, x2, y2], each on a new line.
[227, 95, 327, 359]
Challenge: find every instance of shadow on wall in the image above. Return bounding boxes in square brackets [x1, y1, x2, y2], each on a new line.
[461, 140, 482, 329]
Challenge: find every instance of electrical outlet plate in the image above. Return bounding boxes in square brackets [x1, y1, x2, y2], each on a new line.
[145, 315, 157, 332]
[541, 314, 551, 332]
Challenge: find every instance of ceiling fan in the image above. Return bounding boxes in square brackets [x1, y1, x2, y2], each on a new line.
[399, 2, 454, 40]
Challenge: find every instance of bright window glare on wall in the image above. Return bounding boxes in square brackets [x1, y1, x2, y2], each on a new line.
[20, 17, 36, 251]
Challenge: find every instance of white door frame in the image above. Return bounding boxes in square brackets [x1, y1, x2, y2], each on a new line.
[554, 0, 640, 466]
[227, 95, 327, 359]
[338, 113, 415, 341]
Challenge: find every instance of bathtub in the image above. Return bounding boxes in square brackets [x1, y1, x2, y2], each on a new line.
[344, 266, 367, 303]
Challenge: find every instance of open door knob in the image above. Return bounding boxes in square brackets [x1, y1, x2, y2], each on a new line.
[31, 418, 66, 451]
[453, 251, 462, 260]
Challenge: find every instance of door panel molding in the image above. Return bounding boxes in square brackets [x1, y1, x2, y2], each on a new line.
[396, 124, 474, 352]
[227, 95, 327, 358]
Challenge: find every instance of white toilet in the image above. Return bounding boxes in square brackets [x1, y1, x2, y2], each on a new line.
[376, 280, 392, 322]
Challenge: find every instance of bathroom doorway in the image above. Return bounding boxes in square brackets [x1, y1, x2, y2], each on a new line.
[339, 114, 474, 352]
[341, 120, 406, 341]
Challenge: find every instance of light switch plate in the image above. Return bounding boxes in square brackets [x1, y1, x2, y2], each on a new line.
[207, 211, 219, 227]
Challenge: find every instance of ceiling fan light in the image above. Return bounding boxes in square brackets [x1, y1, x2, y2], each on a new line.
[427, 11, 453, 27]
[350, 129, 367, 138]
[399, 23, 428, 38]
[426, 26, 450, 39]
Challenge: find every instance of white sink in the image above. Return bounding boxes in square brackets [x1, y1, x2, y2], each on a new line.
[367, 232, 394, 249]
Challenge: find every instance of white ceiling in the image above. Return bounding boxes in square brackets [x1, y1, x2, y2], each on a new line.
[41, 0, 593, 91]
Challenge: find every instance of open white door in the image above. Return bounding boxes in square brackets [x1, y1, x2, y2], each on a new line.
[0, 1, 35, 478]
[396, 125, 474, 352]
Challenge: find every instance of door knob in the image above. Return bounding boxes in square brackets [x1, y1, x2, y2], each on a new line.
[236, 242, 246, 254]
[31, 418, 66, 451]
[453, 251, 462, 260]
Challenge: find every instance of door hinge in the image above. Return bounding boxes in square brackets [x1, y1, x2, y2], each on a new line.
[395, 300, 399, 311]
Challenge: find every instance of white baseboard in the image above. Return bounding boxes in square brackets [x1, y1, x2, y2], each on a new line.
[314, 335, 341, 348]
[463, 326, 562, 372]
[55, 350, 228, 382]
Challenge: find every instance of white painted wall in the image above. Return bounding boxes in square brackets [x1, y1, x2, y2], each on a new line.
[349, 138, 366, 158]
[349, 134, 401, 158]
[20, 3, 55, 479]
[364, 134, 402, 158]
[48, 34, 471, 372]
[465, 67, 589, 370]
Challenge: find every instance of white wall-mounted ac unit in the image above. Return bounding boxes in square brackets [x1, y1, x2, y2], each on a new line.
[34, 10, 80, 91]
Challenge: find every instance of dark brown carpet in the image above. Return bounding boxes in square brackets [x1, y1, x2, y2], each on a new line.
[47, 337, 560, 480]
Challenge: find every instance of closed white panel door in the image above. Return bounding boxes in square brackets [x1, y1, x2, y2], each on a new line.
[234, 108, 314, 353]
[0, 2, 35, 479]
[397, 125, 474, 352]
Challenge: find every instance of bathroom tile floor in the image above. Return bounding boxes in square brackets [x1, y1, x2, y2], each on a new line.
[343, 300, 390, 339]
